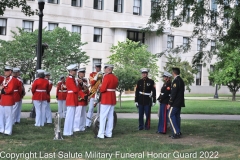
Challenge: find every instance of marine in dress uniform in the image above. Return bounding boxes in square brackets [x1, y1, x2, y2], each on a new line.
[156, 71, 172, 134]
[135, 68, 156, 130]
[56, 75, 67, 118]
[45, 72, 53, 124]
[63, 64, 79, 136]
[74, 68, 89, 132]
[86, 63, 102, 127]
[96, 64, 118, 139]
[0, 66, 15, 135]
[16, 69, 25, 124]
[167, 67, 185, 139]
[32, 69, 50, 127]
[11, 68, 23, 125]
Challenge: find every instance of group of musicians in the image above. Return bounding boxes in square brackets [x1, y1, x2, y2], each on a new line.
[0, 63, 184, 139]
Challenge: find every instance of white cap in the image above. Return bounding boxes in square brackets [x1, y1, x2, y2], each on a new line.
[66, 64, 78, 71]
[60, 75, 65, 80]
[13, 68, 20, 72]
[104, 64, 114, 68]
[163, 71, 172, 77]
[140, 68, 149, 73]
[95, 63, 102, 67]
[44, 72, 50, 76]
[36, 69, 45, 74]
[4, 66, 13, 70]
[78, 68, 86, 72]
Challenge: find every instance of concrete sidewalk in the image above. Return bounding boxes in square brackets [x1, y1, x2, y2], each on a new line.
[21, 112, 240, 120]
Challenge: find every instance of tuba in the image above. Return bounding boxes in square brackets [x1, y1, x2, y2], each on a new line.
[88, 72, 103, 100]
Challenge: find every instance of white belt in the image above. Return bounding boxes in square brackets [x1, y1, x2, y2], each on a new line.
[161, 93, 164, 95]
[59, 90, 67, 92]
[36, 89, 46, 92]
[68, 91, 73, 93]
[14, 90, 18, 92]
[107, 89, 116, 91]
[139, 92, 151, 96]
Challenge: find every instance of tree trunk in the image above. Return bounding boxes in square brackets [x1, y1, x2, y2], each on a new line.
[232, 91, 236, 101]
[119, 91, 122, 108]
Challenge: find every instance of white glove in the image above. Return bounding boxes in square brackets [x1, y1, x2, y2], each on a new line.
[135, 102, 138, 107]
[93, 72, 100, 81]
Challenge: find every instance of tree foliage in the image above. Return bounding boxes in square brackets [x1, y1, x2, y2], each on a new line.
[108, 39, 159, 107]
[0, 27, 89, 84]
[146, 0, 240, 65]
[163, 54, 197, 92]
[0, 0, 35, 16]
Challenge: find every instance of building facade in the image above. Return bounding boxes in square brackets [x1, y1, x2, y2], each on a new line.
[0, 0, 231, 94]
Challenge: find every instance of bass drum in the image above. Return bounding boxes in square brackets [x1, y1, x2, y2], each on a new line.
[92, 111, 117, 136]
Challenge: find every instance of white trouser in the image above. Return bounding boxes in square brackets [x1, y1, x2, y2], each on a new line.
[45, 102, 52, 123]
[63, 106, 76, 136]
[12, 101, 20, 125]
[97, 105, 114, 138]
[33, 100, 47, 127]
[0, 105, 13, 135]
[58, 100, 66, 118]
[16, 99, 22, 123]
[74, 106, 86, 132]
[86, 98, 99, 127]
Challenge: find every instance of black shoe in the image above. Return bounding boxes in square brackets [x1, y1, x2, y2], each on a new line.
[138, 128, 143, 130]
[15, 122, 20, 124]
[156, 131, 166, 134]
[170, 133, 181, 139]
[104, 135, 112, 138]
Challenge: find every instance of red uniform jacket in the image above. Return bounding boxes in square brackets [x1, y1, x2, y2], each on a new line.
[78, 78, 89, 106]
[12, 77, 22, 103]
[89, 72, 97, 98]
[0, 76, 15, 106]
[46, 79, 52, 102]
[0, 76, 4, 100]
[31, 78, 49, 101]
[66, 75, 78, 107]
[100, 73, 118, 105]
[56, 81, 67, 100]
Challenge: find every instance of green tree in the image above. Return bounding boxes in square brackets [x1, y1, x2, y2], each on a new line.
[0, 0, 35, 16]
[108, 39, 159, 107]
[146, 0, 240, 65]
[209, 45, 240, 101]
[163, 54, 197, 92]
[0, 27, 89, 84]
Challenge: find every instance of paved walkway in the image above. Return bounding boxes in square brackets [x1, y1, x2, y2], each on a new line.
[21, 112, 240, 120]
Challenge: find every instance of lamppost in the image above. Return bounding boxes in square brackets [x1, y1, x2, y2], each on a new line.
[37, 0, 45, 70]
[214, 84, 218, 99]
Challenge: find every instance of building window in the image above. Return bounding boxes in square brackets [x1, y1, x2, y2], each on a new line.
[22, 21, 33, 32]
[94, 0, 103, 10]
[93, 28, 102, 42]
[209, 65, 214, 86]
[197, 39, 203, 51]
[182, 5, 190, 22]
[114, 0, 123, 13]
[72, 0, 81, 7]
[48, 23, 58, 31]
[72, 25, 81, 34]
[0, 19, 7, 35]
[127, 30, 145, 43]
[92, 58, 102, 71]
[236, 0, 239, 6]
[167, 0, 175, 20]
[197, 0, 204, 25]
[211, 0, 217, 24]
[183, 37, 189, 48]
[151, 0, 160, 13]
[196, 64, 202, 86]
[133, 0, 141, 15]
[167, 36, 174, 48]
[48, 0, 59, 4]
[211, 40, 216, 51]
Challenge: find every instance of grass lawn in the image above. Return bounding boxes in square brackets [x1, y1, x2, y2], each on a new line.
[22, 100, 240, 115]
[1, 119, 239, 160]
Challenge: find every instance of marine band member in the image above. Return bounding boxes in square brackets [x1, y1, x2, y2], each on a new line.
[56, 75, 67, 118]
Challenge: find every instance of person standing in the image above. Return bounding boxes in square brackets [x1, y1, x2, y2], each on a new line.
[96, 64, 118, 139]
[156, 71, 172, 134]
[16, 69, 25, 124]
[0, 66, 15, 135]
[56, 75, 67, 118]
[74, 68, 89, 132]
[11, 68, 23, 125]
[31, 70, 49, 127]
[135, 68, 156, 130]
[45, 72, 52, 124]
[63, 64, 79, 136]
[86, 63, 102, 128]
[167, 67, 185, 139]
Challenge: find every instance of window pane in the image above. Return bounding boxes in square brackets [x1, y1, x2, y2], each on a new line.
[92, 58, 102, 71]
[0, 19, 6, 26]
[72, 25, 81, 34]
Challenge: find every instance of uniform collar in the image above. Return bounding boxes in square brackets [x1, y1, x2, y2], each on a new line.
[142, 77, 148, 80]
[173, 75, 179, 80]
